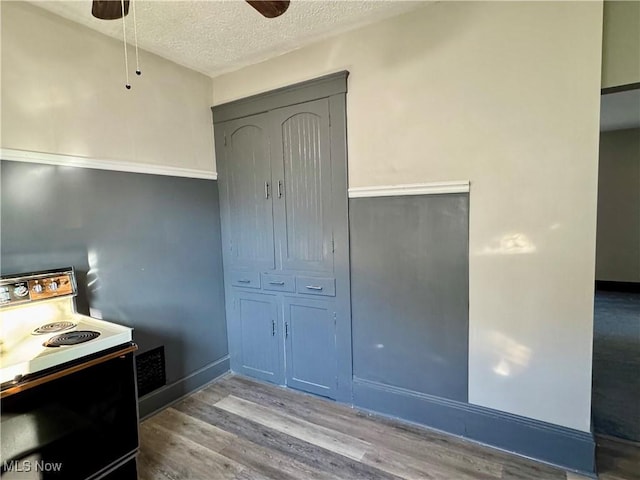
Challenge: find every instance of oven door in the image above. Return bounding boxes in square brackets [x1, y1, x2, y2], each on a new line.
[0, 345, 139, 479]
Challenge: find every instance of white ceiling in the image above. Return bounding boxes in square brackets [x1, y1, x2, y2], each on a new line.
[33, 0, 429, 78]
[600, 89, 640, 132]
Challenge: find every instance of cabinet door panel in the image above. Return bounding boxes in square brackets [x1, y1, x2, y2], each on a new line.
[220, 116, 275, 270]
[284, 297, 336, 398]
[271, 99, 334, 273]
[234, 293, 282, 383]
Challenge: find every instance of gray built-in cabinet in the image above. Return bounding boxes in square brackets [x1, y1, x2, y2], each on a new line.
[212, 72, 352, 401]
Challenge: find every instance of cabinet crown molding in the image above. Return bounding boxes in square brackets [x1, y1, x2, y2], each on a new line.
[212, 71, 349, 123]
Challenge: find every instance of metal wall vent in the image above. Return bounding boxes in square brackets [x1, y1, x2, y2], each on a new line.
[135, 346, 166, 397]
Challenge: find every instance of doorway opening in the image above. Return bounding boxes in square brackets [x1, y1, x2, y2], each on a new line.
[592, 85, 640, 448]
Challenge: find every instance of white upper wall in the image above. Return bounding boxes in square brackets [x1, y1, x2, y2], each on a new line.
[1, 1, 215, 173]
[213, 1, 603, 432]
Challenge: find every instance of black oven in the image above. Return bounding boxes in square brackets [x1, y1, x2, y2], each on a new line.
[0, 345, 139, 479]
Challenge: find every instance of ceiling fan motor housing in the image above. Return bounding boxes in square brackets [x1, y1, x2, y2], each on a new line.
[92, 0, 130, 20]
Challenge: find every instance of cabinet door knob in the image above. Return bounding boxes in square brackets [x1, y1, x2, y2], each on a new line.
[272, 320, 276, 336]
[264, 181, 270, 199]
[277, 180, 284, 198]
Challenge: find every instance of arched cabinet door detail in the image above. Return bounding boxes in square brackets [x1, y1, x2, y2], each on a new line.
[218, 116, 276, 271]
[272, 100, 334, 274]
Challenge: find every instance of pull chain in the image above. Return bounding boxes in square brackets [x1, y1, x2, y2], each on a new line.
[132, 0, 141, 76]
[121, 0, 131, 89]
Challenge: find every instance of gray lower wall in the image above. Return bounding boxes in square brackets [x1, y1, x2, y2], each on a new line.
[350, 193, 469, 402]
[0, 160, 229, 416]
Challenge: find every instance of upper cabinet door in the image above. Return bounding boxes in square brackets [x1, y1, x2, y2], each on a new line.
[217, 114, 276, 270]
[271, 99, 334, 273]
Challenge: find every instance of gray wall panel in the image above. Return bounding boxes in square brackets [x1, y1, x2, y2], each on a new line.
[350, 193, 469, 402]
[0, 160, 228, 408]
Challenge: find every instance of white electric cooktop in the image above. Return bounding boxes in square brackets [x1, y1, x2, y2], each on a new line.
[0, 314, 132, 385]
[0, 268, 133, 387]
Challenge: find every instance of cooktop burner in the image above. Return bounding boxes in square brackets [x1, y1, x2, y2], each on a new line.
[43, 331, 101, 348]
[32, 321, 76, 335]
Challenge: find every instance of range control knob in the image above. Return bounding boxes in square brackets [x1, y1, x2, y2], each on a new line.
[32, 284, 44, 294]
[13, 285, 28, 297]
[49, 281, 59, 292]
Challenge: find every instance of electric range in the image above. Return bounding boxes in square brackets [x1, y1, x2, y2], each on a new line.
[0, 267, 139, 480]
[0, 267, 132, 387]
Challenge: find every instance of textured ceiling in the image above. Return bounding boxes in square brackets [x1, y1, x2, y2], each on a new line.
[33, 0, 430, 77]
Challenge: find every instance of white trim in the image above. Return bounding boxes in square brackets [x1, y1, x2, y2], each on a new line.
[348, 181, 469, 198]
[0, 149, 218, 180]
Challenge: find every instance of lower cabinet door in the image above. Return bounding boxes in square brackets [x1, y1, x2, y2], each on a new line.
[234, 292, 283, 384]
[283, 297, 337, 398]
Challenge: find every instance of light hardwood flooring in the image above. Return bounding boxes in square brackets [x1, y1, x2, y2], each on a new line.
[139, 374, 640, 480]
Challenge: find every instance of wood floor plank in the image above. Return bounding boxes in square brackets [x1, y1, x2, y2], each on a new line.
[215, 395, 372, 461]
[596, 436, 640, 480]
[140, 422, 246, 480]
[566, 473, 594, 480]
[500, 461, 567, 480]
[219, 433, 339, 480]
[173, 396, 402, 480]
[192, 382, 232, 406]
[147, 407, 237, 453]
[221, 376, 503, 478]
[364, 447, 501, 480]
[139, 374, 637, 480]
[355, 404, 565, 480]
[363, 449, 449, 480]
[137, 450, 184, 480]
[139, 431, 209, 480]
[233, 468, 274, 480]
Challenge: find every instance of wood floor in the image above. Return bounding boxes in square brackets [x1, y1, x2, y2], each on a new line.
[138, 374, 640, 480]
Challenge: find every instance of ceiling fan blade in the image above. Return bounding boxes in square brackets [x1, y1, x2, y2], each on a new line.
[246, 1, 290, 18]
[92, 0, 129, 20]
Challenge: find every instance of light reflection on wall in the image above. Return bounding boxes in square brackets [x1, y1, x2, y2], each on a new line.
[488, 331, 532, 377]
[479, 233, 537, 256]
[87, 249, 103, 319]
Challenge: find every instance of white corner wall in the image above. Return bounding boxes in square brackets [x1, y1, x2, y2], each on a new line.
[212, 1, 603, 432]
[1, 1, 215, 173]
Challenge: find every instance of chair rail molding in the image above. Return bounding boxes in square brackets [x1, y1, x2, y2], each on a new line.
[0, 149, 217, 180]
[348, 181, 470, 198]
